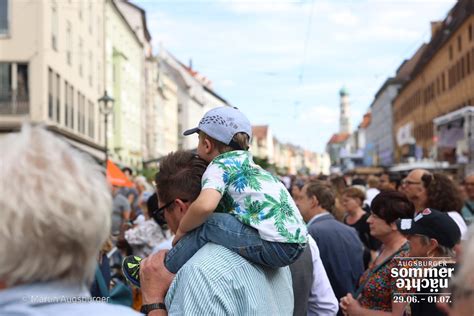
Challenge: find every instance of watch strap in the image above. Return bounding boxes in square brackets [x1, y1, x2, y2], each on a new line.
[140, 302, 166, 314]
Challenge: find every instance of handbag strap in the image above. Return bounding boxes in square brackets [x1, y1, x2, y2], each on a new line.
[354, 242, 409, 298]
[94, 265, 110, 298]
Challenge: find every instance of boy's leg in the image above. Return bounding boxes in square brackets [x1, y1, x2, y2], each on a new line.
[165, 213, 266, 273]
[259, 240, 306, 267]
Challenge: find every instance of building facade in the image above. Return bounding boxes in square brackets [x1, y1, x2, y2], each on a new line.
[393, 0, 474, 163]
[252, 125, 275, 164]
[105, 0, 143, 167]
[0, 0, 106, 159]
[115, 0, 156, 162]
[159, 49, 229, 151]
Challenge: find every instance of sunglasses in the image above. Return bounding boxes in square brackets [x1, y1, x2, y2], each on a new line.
[150, 198, 188, 227]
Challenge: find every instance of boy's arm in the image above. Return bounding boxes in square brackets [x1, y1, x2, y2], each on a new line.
[177, 188, 222, 235]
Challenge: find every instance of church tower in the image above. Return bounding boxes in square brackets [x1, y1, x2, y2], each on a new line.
[339, 86, 351, 133]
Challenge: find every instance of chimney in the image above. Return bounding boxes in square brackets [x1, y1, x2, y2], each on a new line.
[430, 21, 443, 39]
[189, 59, 193, 70]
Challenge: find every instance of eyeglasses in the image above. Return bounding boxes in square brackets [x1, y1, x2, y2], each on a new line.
[401, 179, 422, 186]
[150, 198, 188, 226]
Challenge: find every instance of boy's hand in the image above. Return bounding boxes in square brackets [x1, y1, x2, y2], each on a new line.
[172, 228, 185, 246]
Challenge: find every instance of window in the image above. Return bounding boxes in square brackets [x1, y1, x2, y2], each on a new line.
[458, 35, 462, 52]
[88, 100, 94, 138]
[89, 51, 93, 87]
[88, 1, 92, 34]
[97, 62, 101, 94]
[48, 68, 53, 119]
[82, 94, 86, 134]
[79, 37, 83, 77]
[77, 93, 86, 134]
[470, 24, 473, 41]
[468, 52, 472, 75]
[56, 73, 60, 122]
[0, 64, 27, 114]
[442, 72, 446, 91]
[78, 92, 82, 133]
[97, 16, 101, 45]
[78, 0, 83, 20]
[65, 81, 69, 126]
[449, 45, 453, 61]
[51, 1, 58, 51]
[0, 0, 8, 36]
[70, 85, 74, 129]
[66, 21, 72, 65]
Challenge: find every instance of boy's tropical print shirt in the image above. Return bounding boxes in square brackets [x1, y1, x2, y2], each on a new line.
[201, 150, 308, 244]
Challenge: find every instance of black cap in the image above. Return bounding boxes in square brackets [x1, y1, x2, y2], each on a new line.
[397, 208, 461, 248]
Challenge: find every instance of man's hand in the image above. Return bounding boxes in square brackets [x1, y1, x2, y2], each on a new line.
[339, 293, 363, 316]
[140, 250, 175, 304]
[172, 228, 185, 246]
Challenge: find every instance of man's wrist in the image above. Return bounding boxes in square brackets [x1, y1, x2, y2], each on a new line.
[142, 295, 165, 305]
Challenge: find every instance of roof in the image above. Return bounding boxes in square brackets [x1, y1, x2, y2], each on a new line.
[176, 60, 213, 88]
[109, 0, 143, 48]
[124, 1, 152, 41]
[409, 0, 474, 81]
[358, 113, 371, 129]
[328, 132, 350, 144]
[339, 86, 349, 96]
[395, 43, 427, 81]
[372, 43, 427, 103]
[203, 85, 229, 105]
[252, 125, 268, 140]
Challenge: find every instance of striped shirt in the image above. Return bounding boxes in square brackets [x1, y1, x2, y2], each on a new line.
[165, 243, 294, 315]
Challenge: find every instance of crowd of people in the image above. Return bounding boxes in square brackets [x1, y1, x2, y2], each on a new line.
[0, 109, 474, 316]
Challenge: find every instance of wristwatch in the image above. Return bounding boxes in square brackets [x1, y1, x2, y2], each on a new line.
[140, 302, 167, 314]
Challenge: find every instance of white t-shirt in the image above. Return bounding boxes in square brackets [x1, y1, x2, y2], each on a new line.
[448, 211, 468, 240]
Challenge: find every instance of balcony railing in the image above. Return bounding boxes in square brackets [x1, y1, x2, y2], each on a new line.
[0, 91, 29, 115]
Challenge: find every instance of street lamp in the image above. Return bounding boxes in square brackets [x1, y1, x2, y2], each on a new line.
[98, 90, 114, 165]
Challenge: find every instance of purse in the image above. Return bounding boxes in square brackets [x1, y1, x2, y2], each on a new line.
[94, 265, 133, 306]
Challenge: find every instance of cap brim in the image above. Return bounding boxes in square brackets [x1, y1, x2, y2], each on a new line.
[183, 127, 200, 136]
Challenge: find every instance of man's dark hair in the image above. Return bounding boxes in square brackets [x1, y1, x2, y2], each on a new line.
[305, 181, 335, 212]
[425, 173, 464, 213]
[388, 173, 402, 189]
[371, 191, 415, 224]
[122, 167, 133, 175]
[155, 151, 208, 204]
[352, 178, 366, 186]
[381, 172, 402, 190]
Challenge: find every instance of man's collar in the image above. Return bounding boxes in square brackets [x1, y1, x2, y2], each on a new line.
[307, 211, 330, 227]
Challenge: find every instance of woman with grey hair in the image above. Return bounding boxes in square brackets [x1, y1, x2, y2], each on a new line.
[397, 208, 461, 316]
[0, 126, 139, 315]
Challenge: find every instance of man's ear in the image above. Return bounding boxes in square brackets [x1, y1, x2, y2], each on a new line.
[174, 198, 189, 215]
[311, 195, 319, 208]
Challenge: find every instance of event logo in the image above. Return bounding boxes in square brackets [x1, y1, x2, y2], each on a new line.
[391, 257, 454, 304]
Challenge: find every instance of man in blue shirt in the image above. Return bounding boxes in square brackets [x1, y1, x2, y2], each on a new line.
[139, 151, 294, 316]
